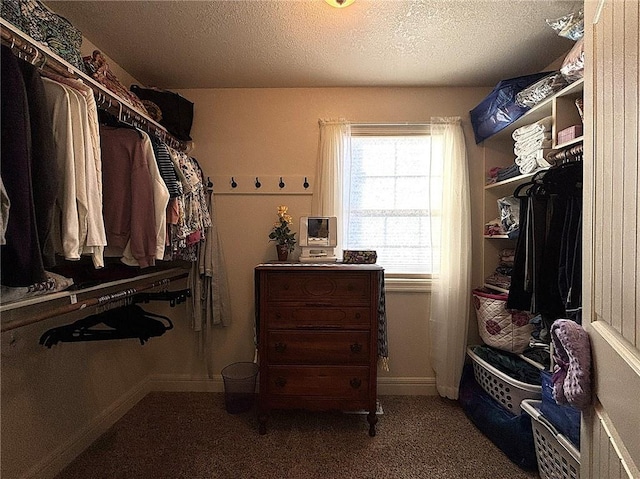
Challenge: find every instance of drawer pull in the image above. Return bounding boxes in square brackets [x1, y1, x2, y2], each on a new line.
[274, 312, 282, 319]
[350, 378, 362, 389]
[274, 342, 287, 353]
[347, 284, 354, 291]
[354, 312, 361, 319]
[350, 343, 362, 353]
[275, 377, 287, 388]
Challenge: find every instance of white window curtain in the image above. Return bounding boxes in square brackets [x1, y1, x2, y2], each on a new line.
[312, 119, 351, 256]
[312, 119, 351, 217]
[428, 116, 472, 400]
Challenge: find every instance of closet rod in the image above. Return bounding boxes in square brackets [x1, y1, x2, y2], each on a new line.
[0, 19, 185, 151]
[0, 272, 189, 333]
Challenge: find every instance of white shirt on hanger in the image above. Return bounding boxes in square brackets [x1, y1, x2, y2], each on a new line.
[42, 78, 80, 261]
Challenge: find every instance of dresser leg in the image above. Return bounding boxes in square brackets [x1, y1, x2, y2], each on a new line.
[258, 412, 268, 435]
[367, 411, 377, 437]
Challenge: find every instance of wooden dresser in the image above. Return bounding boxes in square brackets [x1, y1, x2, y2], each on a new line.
[255, 263, 383, 436]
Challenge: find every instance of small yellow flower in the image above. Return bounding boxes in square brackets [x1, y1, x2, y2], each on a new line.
[269, 205, 297, 252]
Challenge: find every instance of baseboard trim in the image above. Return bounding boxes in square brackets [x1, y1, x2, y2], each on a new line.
[377, 376, 437, 396]
[148, 373, 224, 392]
[147, 374, 438, 396]
[24, 377, 151, 479]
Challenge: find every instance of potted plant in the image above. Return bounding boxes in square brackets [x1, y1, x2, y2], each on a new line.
[269, 205, 297, 261]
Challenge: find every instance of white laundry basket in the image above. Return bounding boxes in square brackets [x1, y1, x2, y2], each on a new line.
[467, 346, 541, 415]
[521, 399, 580, 479]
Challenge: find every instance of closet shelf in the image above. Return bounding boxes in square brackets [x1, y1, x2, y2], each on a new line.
[485, 169, 550, 190]
[489, 78, 584, 142]
[0, 267, 189, 332]
[0, 18, 186, 151]
[555, 136, 584, 150]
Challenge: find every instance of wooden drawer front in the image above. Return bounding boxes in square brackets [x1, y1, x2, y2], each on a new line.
[266, 331, 370, 365]
[264, 272, 370, 304]
[265, 307, 370, 329]
[266, 366, 370, 399]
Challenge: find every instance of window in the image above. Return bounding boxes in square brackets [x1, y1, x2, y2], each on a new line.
[342, 124, 443, 276]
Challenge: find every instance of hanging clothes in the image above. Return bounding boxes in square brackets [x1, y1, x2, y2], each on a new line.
[150, 136, 182, 198]
[165, 149, 211, 261]
[100, 124, 157, 268]
[42, 77, 81, 261]
[17, 58, 59, 269]
[188, 179, 231, 378]
[120, 131, 170, 266]
[507, 161, 583, 326]
[40, 71, 107, 268]
[0, 45, 47, 287]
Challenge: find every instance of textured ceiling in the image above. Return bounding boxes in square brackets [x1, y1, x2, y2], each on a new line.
[47, 0, 581, 89]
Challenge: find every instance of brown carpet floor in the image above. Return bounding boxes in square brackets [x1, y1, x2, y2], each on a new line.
[55, 393, 540, 479]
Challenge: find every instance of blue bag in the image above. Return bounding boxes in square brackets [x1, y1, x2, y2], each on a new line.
[470, 72, 552, 144]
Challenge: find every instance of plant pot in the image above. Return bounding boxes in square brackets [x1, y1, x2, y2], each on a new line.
[276, 244, 289, 261]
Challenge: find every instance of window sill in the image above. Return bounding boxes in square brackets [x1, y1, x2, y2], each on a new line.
[384, 276, 433, 293]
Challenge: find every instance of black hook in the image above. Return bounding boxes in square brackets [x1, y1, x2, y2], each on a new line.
[231, 177, 238, 188]
[303, 177, 309, 189]
[279, 177, 285, 189]
[255, 177, 262, 188]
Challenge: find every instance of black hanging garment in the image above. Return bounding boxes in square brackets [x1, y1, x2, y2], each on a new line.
[507, 163, 583, 324]
[130, 85, 194, 141]
[17, 57, 59, 269]
[0, 45, 47, 287]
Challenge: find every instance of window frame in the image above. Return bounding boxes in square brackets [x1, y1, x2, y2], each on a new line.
[344, 123, 437, 289]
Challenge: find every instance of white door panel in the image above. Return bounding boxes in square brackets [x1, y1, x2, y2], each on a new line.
[583, 0, 640, 477]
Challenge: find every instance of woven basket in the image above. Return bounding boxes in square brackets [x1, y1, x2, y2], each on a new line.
[472, 288, 533, 354]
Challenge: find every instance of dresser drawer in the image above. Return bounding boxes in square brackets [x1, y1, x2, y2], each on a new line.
[264, 272, 371, 304]
[266, 331, 370, 364]
[266, 366, 370, 399]
[265, 306, 370, 329]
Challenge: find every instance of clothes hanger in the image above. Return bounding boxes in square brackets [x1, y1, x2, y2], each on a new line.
[133, 289, 191, 307]
[513, 181, 534, 199]
[39, 305, 173, 348]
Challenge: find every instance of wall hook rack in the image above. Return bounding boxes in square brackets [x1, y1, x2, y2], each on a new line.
[210, 175, 313, 195]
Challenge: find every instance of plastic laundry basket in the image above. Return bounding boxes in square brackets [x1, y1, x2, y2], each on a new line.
[221, 362, 259, 414]
[522, 399, 580, 479]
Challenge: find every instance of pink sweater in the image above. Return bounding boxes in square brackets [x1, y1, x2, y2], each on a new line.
[99, 125, 156, 268]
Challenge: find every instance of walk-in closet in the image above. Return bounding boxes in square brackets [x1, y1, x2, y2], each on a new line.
[1, 1, 639, 479]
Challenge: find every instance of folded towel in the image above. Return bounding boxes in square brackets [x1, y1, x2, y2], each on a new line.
[515, 149, 555, 173]
[515, 154, 538, 174]
[512, 116, 554, 141]
[514, 137, 553, 157]
[514, 128, 552, 144]
[551, 319, 592, 410]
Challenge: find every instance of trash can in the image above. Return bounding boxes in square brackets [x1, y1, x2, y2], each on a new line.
[221, 362, 259, 414]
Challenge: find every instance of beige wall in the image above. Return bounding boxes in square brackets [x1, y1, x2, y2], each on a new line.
[174, 86, 490, 386]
